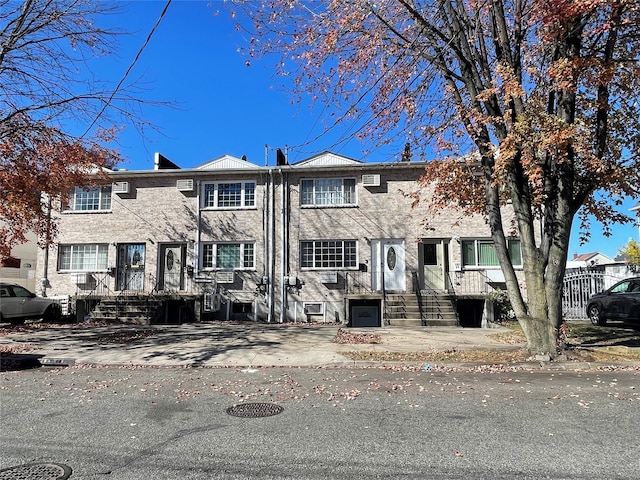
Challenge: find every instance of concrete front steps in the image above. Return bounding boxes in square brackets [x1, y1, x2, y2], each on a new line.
[385, 293, 459, 327]
[89, 296, 164, 325]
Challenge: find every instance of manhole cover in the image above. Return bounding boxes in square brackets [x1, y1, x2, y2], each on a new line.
[226, 402, 284, 418]
[0, 462, 72, 480]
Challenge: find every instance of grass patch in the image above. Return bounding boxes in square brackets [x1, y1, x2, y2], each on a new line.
[488, 322, 526, 344]
[341, 348, 530, 363]
[563, 322, 640, 362]
[341, 321, 640, 364]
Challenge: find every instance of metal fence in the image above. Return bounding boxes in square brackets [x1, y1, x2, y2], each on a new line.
[562, 272, 623, 320]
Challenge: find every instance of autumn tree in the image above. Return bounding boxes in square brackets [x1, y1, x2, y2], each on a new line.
[0, 0, 158, 256]
[0, 118, 119, 256]
[618, 239, 640, 266]
[230, 0, 640, 355]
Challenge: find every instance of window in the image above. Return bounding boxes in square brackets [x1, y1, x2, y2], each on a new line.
[12, 285, 33, 297]
[58, 244, 109, 271]
[461, 239, 522, 268]
[66, 186, 112, 211]
[300, 240, 357, 269]
[301, 178, 356, 206]
[201, 243, 255, 269]
[203, 181, 255, 208]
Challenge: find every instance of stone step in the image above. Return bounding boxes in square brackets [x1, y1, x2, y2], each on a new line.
[388, 318, 423, 327]
[384, 293, 459, 327]
[425, 318, 459, 327]
[89, 297, 164, 325]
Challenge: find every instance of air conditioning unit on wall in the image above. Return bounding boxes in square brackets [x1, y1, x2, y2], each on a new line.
[176, 179, 194, 192]
[203, 293, 221, 312]
[70, 272, 91, 284]
[362, 174, 380, 187]
[303, 302, 324, 315]
[112, 181, 130, 194]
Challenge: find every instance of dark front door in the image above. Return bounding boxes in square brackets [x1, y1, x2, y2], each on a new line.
[116, 244, 145, 291]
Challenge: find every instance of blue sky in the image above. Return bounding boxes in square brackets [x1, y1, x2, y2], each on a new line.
[90, 1, 638, 259]
[95, 1, 400, 169]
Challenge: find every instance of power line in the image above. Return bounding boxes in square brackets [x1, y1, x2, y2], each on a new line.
[81, 0, 173, 139]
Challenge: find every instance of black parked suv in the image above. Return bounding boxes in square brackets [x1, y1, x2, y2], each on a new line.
[586, 277, 640, 326]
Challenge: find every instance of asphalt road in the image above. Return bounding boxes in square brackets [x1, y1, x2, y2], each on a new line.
[1, 365, 639, 479]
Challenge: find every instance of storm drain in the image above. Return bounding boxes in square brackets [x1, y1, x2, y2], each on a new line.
[226, 402, 284, 418]
[0, 462, 72, 480]
[40, 358, 76, 367]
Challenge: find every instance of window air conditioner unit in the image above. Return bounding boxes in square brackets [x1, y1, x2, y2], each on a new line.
[70, 272, 90, 284]
[362, 174, 380, 187]
[112, 181, 130, 194]
[303, 302, 324, 315]
[216, 271, 235, 284]
[176, 179, 194, 192]
[203, 293, 221, 312]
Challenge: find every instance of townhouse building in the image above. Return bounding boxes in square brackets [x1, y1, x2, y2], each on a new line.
[36, 151, 526, 327]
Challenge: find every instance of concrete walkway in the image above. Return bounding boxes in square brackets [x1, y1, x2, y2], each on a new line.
[0, 322, 522, 368]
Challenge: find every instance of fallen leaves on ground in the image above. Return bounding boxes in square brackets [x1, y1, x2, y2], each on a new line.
[333, 328, 381, 344]
[95, 330, 156, 344]
[0, 343, 36, 354]
[0, 319, 122, 336]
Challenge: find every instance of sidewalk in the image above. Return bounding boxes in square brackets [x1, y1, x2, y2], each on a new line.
[0, 322, 522, 368]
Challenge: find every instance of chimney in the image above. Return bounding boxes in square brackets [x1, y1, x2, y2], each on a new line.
[276, 148, 287, 166]
[401, 142, 411, 162]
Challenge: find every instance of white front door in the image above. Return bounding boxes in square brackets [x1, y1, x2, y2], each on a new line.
[372, 239, 406, 292]
[162, 245, 184, 291]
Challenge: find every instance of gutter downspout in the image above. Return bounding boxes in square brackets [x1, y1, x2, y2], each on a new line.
[195, 179, 201, 280]
[40, 196, 52, 297]
[279, 167, 286, 323]
[267, 157, 275, 323]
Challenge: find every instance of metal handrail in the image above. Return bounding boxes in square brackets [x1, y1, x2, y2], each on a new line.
[411, 271, 425, 325]
[345, 271, 373, 295]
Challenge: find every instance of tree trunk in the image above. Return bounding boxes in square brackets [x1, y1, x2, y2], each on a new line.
[518, 314, 557, 356]
[512, 245, 558, 356]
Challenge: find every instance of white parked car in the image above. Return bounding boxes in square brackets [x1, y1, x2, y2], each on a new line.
[0, 282, 62, 325]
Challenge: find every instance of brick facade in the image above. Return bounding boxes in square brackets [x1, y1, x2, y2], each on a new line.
[36, 152, 525, 326]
